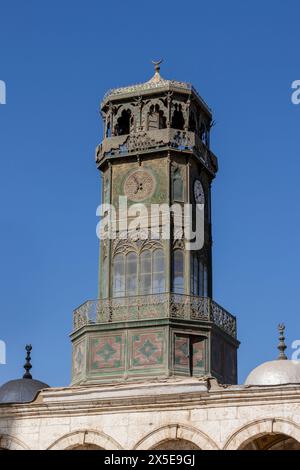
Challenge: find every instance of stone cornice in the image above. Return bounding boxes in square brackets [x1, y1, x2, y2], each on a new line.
[1, 379, 300, 420]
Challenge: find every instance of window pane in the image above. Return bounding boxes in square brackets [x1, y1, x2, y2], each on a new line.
[198, 260, 204, 296]
[153, 249, 164, 273]
[153, 273, 165, 293]
[140, 250, 151, 274]
[193, 256, 198, 295]
[102, 257, 108, 299]
[113, 254, 125, 297]
[126, 252, 137, 274]
[172, 250, 184, 294]
[140, 273, 151, 294]
[126, 252, 137, 296]
[126, 275, 137, 296]
[190, 255, 194, 295]
[203, 265, 208, 297]
[152, 249, 165, 294]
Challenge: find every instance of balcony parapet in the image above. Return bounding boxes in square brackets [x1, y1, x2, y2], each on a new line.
[95, 129, 218, 175]
[73, 293, 236, 339]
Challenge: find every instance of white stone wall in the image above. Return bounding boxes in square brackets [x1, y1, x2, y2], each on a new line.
[1, 379, 300, 450]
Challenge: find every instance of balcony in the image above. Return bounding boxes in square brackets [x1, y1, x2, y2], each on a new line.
[95, 129, 218, 176]
[73, 293, 236, 339]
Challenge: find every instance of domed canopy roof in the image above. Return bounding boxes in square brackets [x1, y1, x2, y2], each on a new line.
[245, 324, 300, 386]
[102, 60, 211, 114]
[0, 378, 49, 404]
[245, 359, 300, 386]
[0, 345, 49, 404]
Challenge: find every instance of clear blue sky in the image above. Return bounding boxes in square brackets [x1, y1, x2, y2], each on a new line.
[0, 0, 299, 386]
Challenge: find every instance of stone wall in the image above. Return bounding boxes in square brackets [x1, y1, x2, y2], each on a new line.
[1, 378, 300, 450]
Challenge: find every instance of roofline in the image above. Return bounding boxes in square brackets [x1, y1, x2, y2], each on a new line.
[101, 82, 212, 117]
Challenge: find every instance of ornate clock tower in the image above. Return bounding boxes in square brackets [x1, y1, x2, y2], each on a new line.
[71, 63, 239, 385]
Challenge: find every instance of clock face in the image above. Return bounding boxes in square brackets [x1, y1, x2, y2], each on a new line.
[124, 170, 156, 202]
[193, 179, 205, 205]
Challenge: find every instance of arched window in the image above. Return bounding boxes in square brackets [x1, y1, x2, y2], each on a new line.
[112, 254, 125, 297]
[125, 252, 138, 296]
[190, 254, 208, 297]
[106, 120, 111, 138]
[101, 256, 108, 298]
[199, 259, 204, 296]
[199, 122, 209, 146]
[140, 249, 165, 294]
[190, 255, 199, 295]
[171, 104, 184, 130]
[189, 112, 197, 132]
[172, 250, 184, 294]
[116, 109, 131, 135]
[172, 168, 184, 201]
[148, 104, 167, 130]
[140, 249, 151, 294]
[113, 248, 165, 297]
[203, 264, 208, 297]
[153, 249, 165, 293]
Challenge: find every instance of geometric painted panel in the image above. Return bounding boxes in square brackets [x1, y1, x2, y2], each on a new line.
[131, 331, 164, 367]
[73, 340, 85, 378]
[90, 335, 123, 370]
[174, 334, 205, 376]
[191, 337, 205, 372]
[174, 334, 190, 373]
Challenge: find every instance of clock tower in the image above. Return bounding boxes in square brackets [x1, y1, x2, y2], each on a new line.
[71, 63, 239, 385]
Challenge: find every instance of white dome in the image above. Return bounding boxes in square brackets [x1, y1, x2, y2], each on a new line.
[245, 360, 300, 386]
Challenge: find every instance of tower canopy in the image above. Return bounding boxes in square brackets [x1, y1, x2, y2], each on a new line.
[102, 61, 212, 117]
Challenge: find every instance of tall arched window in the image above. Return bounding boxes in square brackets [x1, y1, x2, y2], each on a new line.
[171, 104, 184, 130]
[106, 120, 111, 138]
[148, 104, 167, 130]
[153, 249, 165, 293]
[101, 256, 108, 299]
[113, 254, 125, 297]
[203, 264, 208, 297]
[190, 255, 199, 295]
[172, 250, 184, 294]
[140, 249, 165, 294]
[190, 254, 208, 297]
[140, 249, 151, 295]
[125, 252, 138, 296]
[116, 109, 131, 135]
[113, 248, 165, 297]
[172, 168, 184, 202]
[199, 259, 204, 296]
[189, 112, 197, 132]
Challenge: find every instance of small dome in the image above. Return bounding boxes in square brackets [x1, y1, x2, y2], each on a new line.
[245, 324, 300, 386]
[0, 378, 49, 404]
[245, 360, 300, 386]
[0, 344, 49, 404]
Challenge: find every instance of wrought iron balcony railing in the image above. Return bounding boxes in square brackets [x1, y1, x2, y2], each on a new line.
[73, 294, 237, 339]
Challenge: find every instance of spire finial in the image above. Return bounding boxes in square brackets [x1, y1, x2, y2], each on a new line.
[152, 59, 163, 75]
[23, 344, 33, 379]
[277, 324, 288, 360]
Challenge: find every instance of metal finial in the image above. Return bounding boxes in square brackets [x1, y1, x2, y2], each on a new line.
[152, 59, 163, 74]
[23, 344, 33, 379]
[277, 324, 287, 360]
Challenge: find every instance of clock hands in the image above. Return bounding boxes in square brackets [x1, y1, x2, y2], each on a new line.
[132, 175, 145, 194]
[124, 171, 155, 201]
